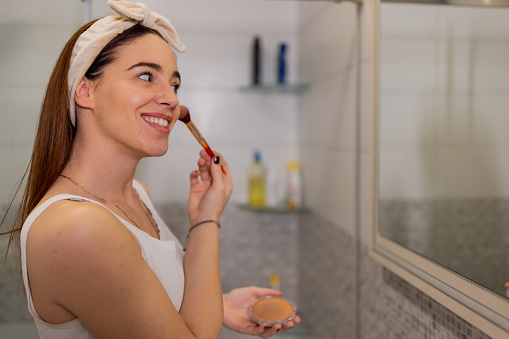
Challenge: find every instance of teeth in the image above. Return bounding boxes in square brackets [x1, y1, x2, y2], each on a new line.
[144, 116, 169, 128]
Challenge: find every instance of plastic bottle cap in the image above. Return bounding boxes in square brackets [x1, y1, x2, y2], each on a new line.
[287, 161, 299, 171]
[254, 150, 262, 162]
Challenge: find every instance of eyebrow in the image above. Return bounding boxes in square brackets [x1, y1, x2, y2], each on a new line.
[128, 62, 181, 81]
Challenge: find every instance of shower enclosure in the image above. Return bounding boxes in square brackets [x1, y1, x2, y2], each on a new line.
[0, 0, 84, 336]
[378, 1, 509, 298]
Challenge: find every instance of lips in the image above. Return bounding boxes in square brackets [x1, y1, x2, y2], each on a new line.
[141, 113, 171, 130]
[143, 116, 169, 127]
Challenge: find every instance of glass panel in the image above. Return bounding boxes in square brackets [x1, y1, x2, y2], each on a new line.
[379, 2, 509, 298]
[0, 0, 84, 334]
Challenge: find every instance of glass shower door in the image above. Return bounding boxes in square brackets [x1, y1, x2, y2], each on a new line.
[0, 0, 84, 336]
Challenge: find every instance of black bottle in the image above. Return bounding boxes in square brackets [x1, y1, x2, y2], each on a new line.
[252, 36, 261, 85]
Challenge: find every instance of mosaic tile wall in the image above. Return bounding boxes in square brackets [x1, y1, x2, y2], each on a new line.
[0, 206, 32, 323]
[298, 212, 494, 339]
[379, 198, 509, 296]
[157, 204, 300, 302]
[0, 202, 499, 339]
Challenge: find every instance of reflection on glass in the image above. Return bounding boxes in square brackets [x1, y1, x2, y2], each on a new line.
[379, 2, 509, 298]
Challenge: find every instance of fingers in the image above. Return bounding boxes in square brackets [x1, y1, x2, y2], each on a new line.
[257, 323, 283, 338]
[196, 155, 211, 182]
[189, 169, 201, 186]
[252, 287, 283, 298]
[208, 155, 225, 186]
[195, 150, 229, 181]
[254, 318, 299, 338]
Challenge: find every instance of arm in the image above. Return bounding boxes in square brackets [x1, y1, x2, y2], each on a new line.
[27, 202, 195, 338]
[179, 151, 233, 338]
[26, 152, 231, 339]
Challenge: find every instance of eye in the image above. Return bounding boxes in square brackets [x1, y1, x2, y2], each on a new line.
[138, 72, 153, 82]
[172, 83, 180, 94]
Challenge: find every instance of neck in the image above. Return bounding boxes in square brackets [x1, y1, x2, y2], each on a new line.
[62, 135, 141, 203]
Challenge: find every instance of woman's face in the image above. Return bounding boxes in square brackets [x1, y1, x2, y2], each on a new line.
[87, 33, 181, 158]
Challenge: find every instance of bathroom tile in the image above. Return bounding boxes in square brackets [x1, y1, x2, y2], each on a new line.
[176, 33, 300, 88]
[380, 92, 439, 146]
[0, 0, 82, 26]
[435, 40, 475, 93]
[381, 3, 438, 37]
[299, 1, 358, 83]
[472, 96, 509, 146]
[380, 38, 436, 92]
[379, 148, 438, 199]
[0, 26, 75, 86]
[0, 148, 31, 204]
[0, 322, 38, 339]
[137, 145, 299, 206]
[300, 148, 357, 236]
[297, 2, 329, 30]
[176, 89, 299, 145]
[437, 6, 509, 39]
[437, 148, 509, 199]
[300, 68, 357, 151]
[379, 197, 509, 295]
[0, 235, 33, 323]
[0, 87, 42, 145]
[299, 214, 356, 338]
[434, 94, 473, 145]
[93, 0, 298, 34]
[472, 43, 509, 92]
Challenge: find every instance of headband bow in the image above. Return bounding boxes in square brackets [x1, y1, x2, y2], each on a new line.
[67, 0, 185, 126]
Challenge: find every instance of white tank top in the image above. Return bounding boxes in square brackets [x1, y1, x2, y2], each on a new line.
[20, 180, 185, 339]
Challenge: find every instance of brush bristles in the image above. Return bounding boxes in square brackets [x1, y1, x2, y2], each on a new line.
[179, 105, 191, 123]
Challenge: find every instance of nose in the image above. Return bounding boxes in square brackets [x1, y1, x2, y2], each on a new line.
[155, 82, 178, 108]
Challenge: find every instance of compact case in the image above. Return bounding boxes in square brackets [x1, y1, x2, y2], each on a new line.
[248, 296, 296, 327]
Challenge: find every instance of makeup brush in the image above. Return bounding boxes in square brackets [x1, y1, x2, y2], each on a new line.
[179, 105, 226, 174]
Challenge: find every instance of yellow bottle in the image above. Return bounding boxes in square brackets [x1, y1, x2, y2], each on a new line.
[249, 150, 266, 208]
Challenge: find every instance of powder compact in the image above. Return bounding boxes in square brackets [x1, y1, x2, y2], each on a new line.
[248, 296, 296, 327]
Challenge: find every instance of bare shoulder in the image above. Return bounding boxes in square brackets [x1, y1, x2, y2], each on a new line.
[28, 199, 139, 252]
[26, 200, 143, 322]
[26, 198, 185, 336]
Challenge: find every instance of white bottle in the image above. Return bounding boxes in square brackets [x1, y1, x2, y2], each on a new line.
[287, 161, 302, 211]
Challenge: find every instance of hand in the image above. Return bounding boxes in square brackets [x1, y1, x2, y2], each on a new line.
[188, 150, 232, 225]
[223, 286, 301, 338]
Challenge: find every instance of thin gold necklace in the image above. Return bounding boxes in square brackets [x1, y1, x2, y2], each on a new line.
[60, 174, 160, 238]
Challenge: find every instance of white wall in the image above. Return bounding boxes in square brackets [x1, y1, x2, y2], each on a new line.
[90, 0, 302, 205]
[298, 1, 360, 237]
[0, 0, 304, 207]
[0, 0, 83, 204]
[379, 4, 509, 200]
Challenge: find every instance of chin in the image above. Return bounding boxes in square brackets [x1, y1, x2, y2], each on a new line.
[150, 147, 169, 157]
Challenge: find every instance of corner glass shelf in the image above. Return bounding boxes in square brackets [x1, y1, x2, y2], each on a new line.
[239, 82, 310, 93]
[238, 203, 310, 214]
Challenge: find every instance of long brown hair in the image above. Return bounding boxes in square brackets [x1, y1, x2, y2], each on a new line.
[1, 21, 164, 264]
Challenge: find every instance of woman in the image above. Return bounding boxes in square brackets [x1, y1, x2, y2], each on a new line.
[0, 1, 299, 338]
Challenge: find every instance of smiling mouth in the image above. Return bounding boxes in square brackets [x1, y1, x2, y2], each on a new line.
[143, 116, 169, 128]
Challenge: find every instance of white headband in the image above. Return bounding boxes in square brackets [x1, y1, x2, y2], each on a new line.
[67, 0, 186, 126]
